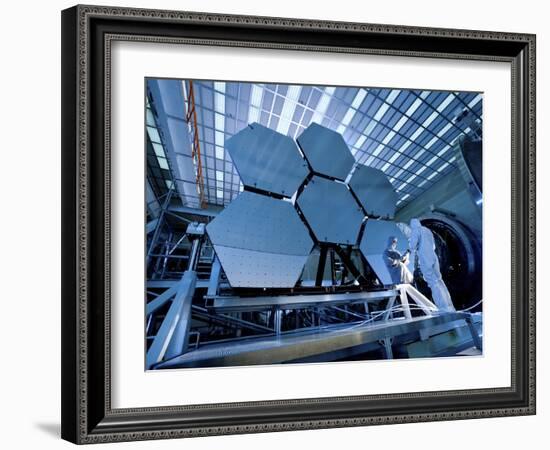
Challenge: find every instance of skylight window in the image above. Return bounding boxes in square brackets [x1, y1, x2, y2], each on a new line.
[436, 93, 455, 112]
[372, 144, 384, 157]
[213, 83, 226, 157]
[437, 122, 453, 137]
[413, 149, 426, 159]
[147, 126, 161, 144]
[422, 111, 439, 128]
[425, 155, 438, 167]
[152, 142, 165, 158]
[355, 135, 367, 148]
[408, 127, 424, 141]
[363, 120, 377, 136]
[382, 130, 396, 144]
[146, 108, 155, 126]
[404, 98, 423, 117]
[277, 85, 301, 135]
[311, 86, 336, 124]
[396, 180, 406, 191]
[214, 82, 226, 110]
[158, 157, 169, 170]
[215, 131, 225, 148]
[386, 90, 401, 104]
[337, 89, 368, 134]
[248, 85, 263, 123]
[402, 159, 414, 170]
[373, 103, 390, 121]
[337, 110, 355, 134]
[215, 113, 225, 131]
[425, 136, 438, 149]
[182, 81, 480, 207]
[393, 115, 409, 132]
[416, 166, 427, 176]
[468, 94, 482, 109]
[351, 89, 368, 109]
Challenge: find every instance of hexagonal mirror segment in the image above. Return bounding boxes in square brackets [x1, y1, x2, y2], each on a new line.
[296, 176, 364, 245]
[349, 165, 398, 218]
[225, 123, 310, 197]
[206, 191, 313, 288]
[359, 219, 410, 286]
[296, 123, 355, 181]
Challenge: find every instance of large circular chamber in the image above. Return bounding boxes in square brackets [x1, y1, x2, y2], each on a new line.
[419, 213, 482, 311]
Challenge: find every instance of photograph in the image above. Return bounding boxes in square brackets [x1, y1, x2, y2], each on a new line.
[144, 78, 484, 370]
[56, 2, 537, 444]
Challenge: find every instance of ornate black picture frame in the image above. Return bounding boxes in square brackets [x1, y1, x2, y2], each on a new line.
[61, 4, 536, 444]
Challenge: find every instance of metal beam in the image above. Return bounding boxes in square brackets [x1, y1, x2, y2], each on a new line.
[146, 271, 197, 368]
[146, 188, 173, 267]
[465, 314, 483, 351]
[146, 218, 159, 235]
[333, 245, 365, 282]
[169, 205, 218, 217]
[185, 80, 207, 208]
[156, 312, 473, 368]
[315, 246, 328, 287]
[192, 306, 273, 334]
[208, 289, 398, 312]
[147, 280, 177, 288]
[146, 283, 179, 316]
[207, 256, 222, 297]
[147, 279, 222, 289]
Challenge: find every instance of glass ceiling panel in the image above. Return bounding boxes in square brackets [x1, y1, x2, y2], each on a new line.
[145, 96, 178, 202]
[171, 80, 481, 208]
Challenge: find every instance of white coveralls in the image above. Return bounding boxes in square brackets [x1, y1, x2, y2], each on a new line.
[409, 219, 455, 312]
[384, 238, 414, 285]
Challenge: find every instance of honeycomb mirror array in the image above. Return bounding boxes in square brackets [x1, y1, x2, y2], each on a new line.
[206, 122, 402, 288]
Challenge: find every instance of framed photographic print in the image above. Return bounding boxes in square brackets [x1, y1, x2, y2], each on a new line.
[61, 4, 536, 444]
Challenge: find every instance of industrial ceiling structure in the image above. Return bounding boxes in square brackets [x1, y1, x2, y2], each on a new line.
[145, 79, 484, 369]
[146, 80, 482, 211]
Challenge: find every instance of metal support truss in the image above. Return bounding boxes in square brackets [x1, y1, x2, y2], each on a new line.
[146, 270, 197, 369]
[207, 256, 222, 297]
[146, 187, 173, 268]
[207, 289, 398, 312]
[396, 283, 438, 317]
[155, 312, 478, 369]
[379, 337, 393, 359]
[185, 80, 207, 209]
[315, 246, 328, 287]
[333, 245, 365, 283]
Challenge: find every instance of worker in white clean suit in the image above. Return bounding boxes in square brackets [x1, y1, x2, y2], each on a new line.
[384, 236, 414, 285]
[409, 219, 455, 312]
